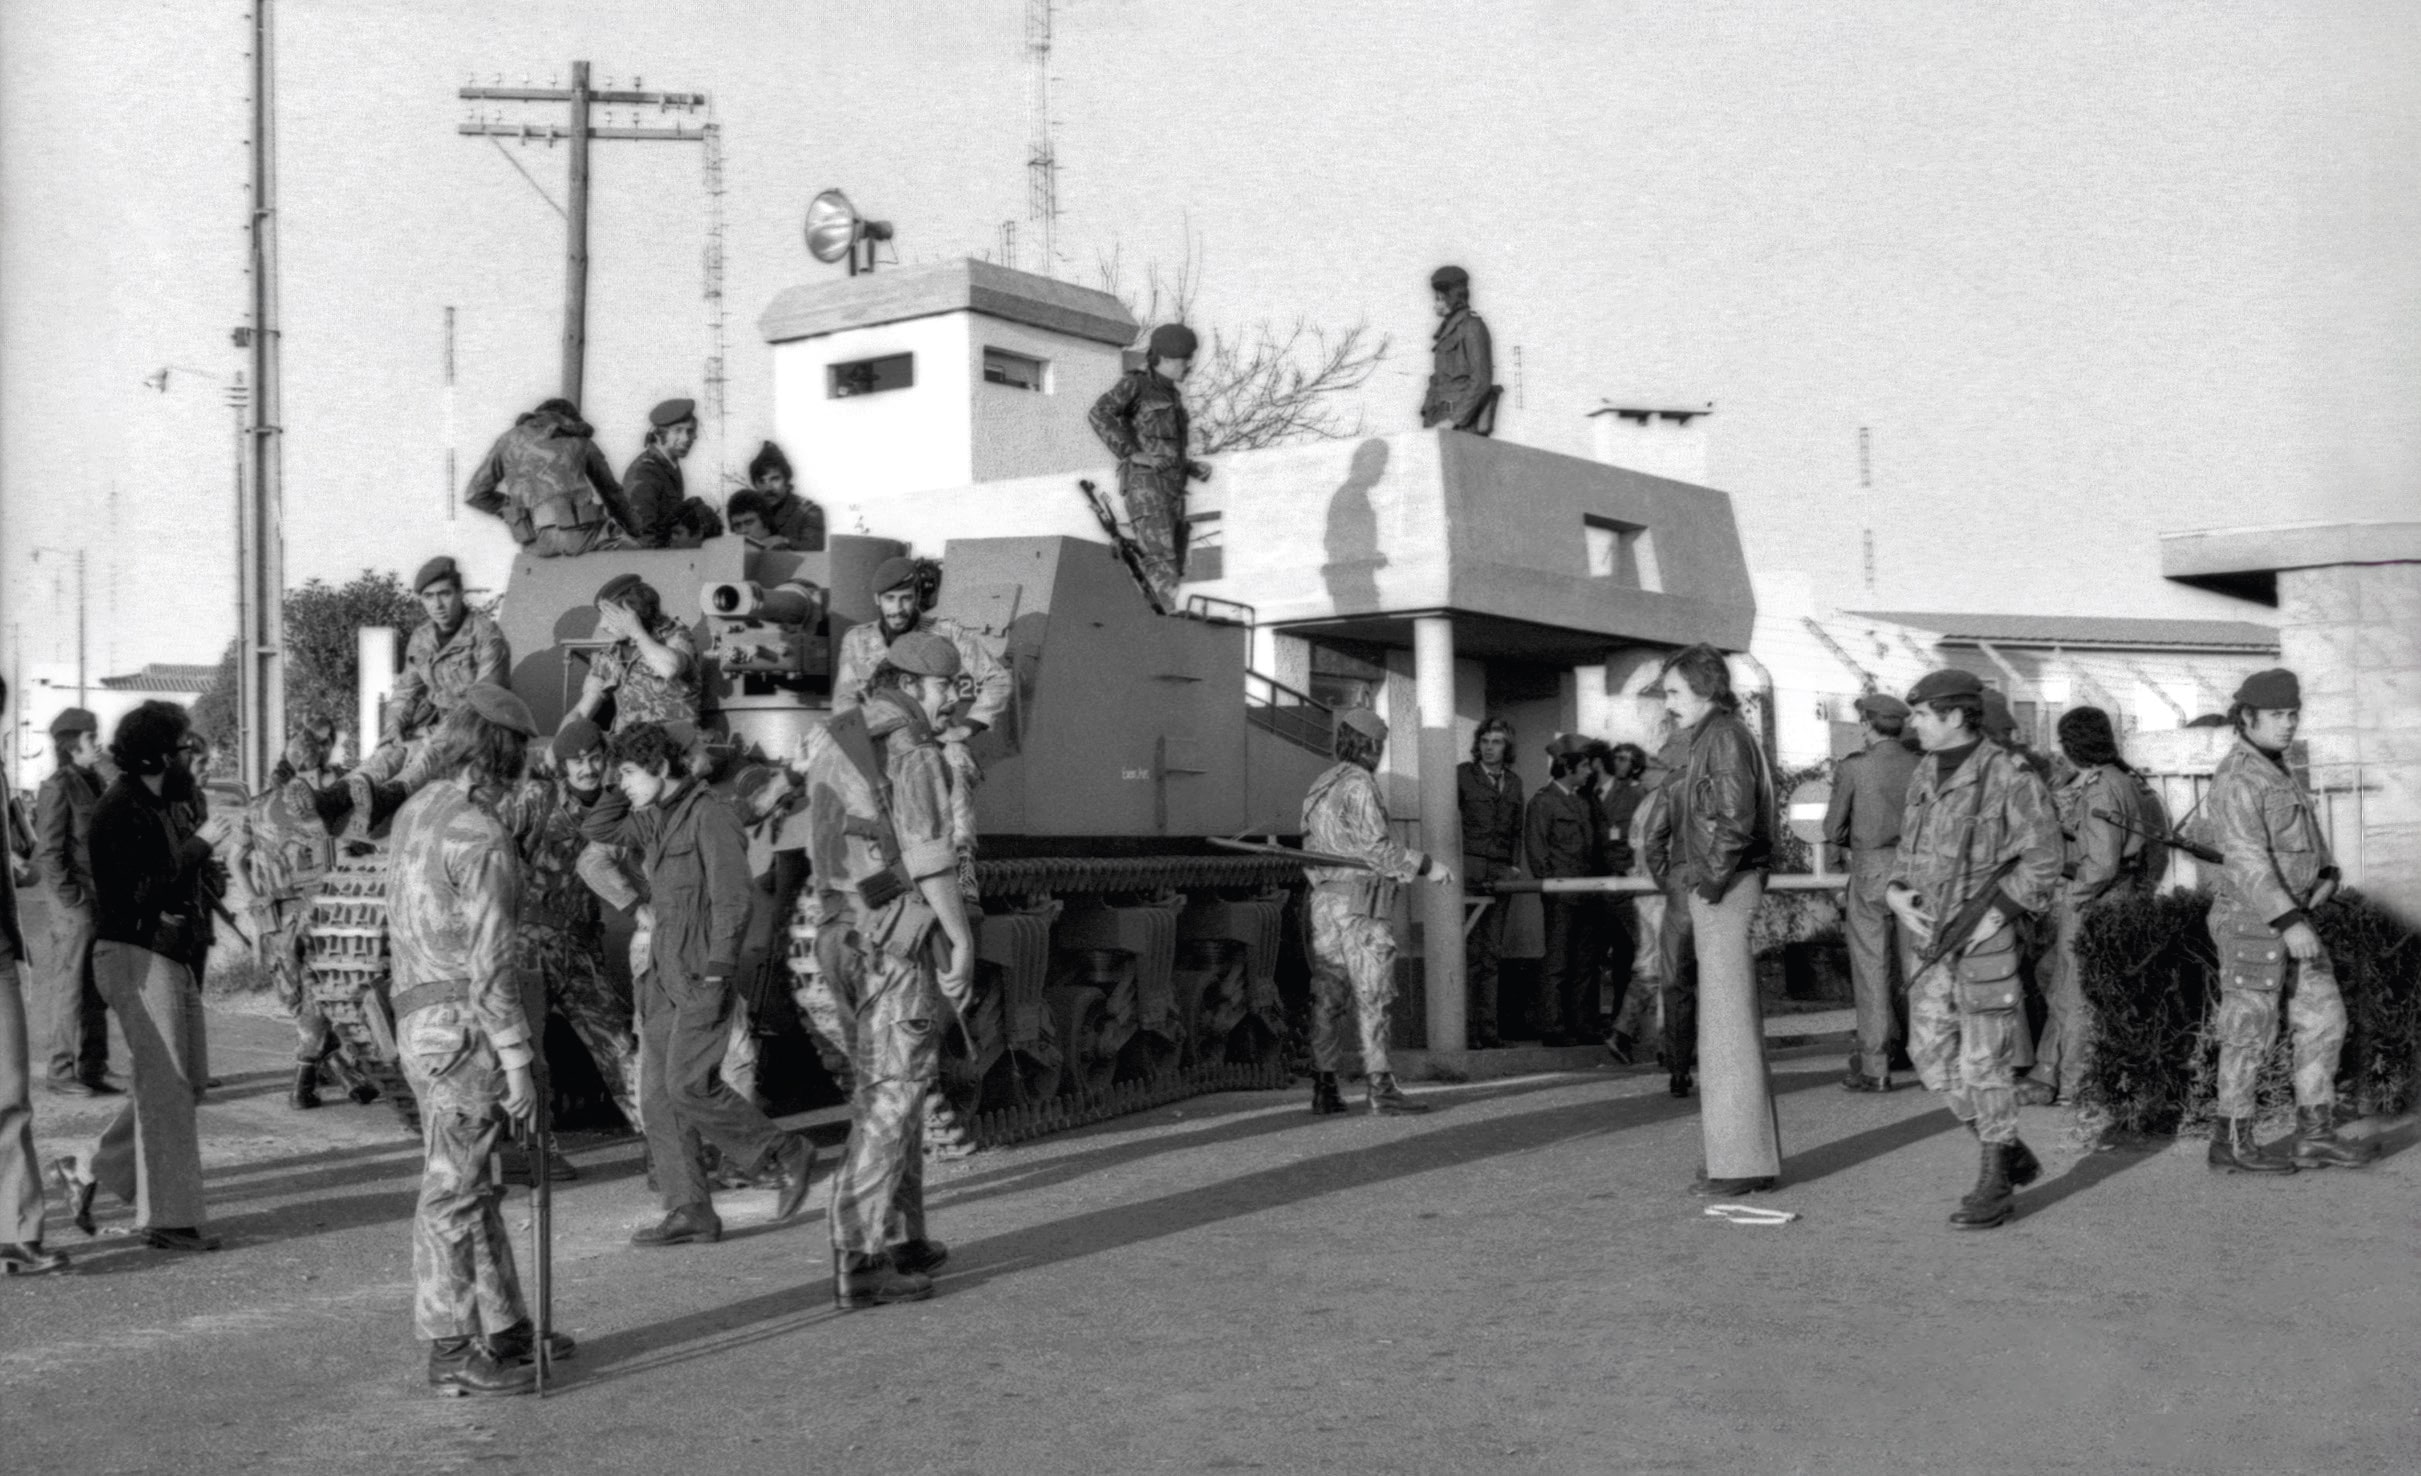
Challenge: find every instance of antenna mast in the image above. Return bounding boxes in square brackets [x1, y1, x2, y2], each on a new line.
[1025, 0, 1060, 273]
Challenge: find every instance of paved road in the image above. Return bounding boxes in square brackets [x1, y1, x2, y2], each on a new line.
[4, 1002, 2415, 1475]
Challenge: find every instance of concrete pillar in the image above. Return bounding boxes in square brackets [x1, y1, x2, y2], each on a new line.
[1414, 616, 1467, 1050]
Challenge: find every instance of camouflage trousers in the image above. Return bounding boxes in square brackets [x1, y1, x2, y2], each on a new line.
[1307, 888, 1395, 1078]
[518, 926, 641, 1130]
[2213, 959, 2347, 1118]
[1907, 949, 2020, 1145]
[262, 903, 335, 1064]
[397, 1003, 527, 1342]
[811, 918, 938, 1256]
[1118, 465, 1186, 613]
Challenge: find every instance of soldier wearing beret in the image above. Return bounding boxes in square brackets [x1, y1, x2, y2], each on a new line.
[1822, 691, 1919, 1092]
[32, 706, 113, 1096]
[620, 399, 727, 549]
[574, 574, 701, 733]
[2203, 669, 2373, 1174]
[1419, 265, 1497, 436]
[1301, 708, 1453, 1116]
[1087, 323, 1213, 613]
[800, 628, 976, 1308]
[1886, 668, 2063, 1229]
[355, 559, 514, 807]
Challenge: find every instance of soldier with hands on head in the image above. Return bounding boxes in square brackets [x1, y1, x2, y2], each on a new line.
[2203, 669, 2373, 1174]
[1, 674, 72, 1275]
[2030, 706, 2144, 1108]
[801, 630, 977, 1308]
[1456, 717, 1523, 1050]
[1301, 708, 1453, 1117]
[575, 573, 702, 733]
[1526, 734, 1601, 1048]
[1419, 265, 1497, 435]
[620, 399, 726, 549]
[1088, 323, 1212, 614]
[33, 706, 115, 1098]
[1823, 692, 1919, 1093]
[1886, 669, 2063, 1229]
[384, 685, 563, 1396]
[582, 722, 821, 1249]
[463, 398, 632, 557]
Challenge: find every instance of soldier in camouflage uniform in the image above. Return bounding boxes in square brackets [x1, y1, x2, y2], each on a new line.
[462, 398, 634, 557]
[384, 686, 564, 1397]
[1885, 669, 2063, 1230]
[2203, 669, 2372, 1174]
[574, 573, 701, 732]
[2029, 706, 2143, 1106]
[235, 720, 352, 1109]
[493, 716, 642, 1153]
[1087, 323, 1213, 614]
[353, 558, 513, 816]
[801, 631, 977, 1309]
[1301, 708, 1453, 1118]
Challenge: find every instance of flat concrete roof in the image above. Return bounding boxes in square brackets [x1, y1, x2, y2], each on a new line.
[2161, 519, 2421, 603]
[759, 258, 1137, 348]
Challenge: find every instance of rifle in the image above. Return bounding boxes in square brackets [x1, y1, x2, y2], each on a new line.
[1076, 479, 1168, 614]
[520, 1056, 554, 1397]
[2091, 806, 2222, 866]
[1914, 854, 2024, 974]
[1208, 835, 1376, 871]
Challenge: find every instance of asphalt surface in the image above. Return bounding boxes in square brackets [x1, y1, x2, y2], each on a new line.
[4, 1000, 2416, 1476]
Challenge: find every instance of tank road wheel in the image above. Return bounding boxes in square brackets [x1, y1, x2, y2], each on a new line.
[1046, 984, 1115, 1099]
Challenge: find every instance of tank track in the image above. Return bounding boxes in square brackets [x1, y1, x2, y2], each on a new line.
[303, 852, 422, 1135]
[974, 854, 1303, 898]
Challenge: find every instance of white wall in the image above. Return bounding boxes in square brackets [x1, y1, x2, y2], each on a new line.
[773, 314, 976, 507]
[965, 316, 1127, 487]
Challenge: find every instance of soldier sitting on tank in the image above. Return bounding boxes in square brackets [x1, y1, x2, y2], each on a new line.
[351, 559, 513, 819]
[463, 398, 634, 557]
[574, 573, 701, 733]
[1087, 323, 1213, 614]
[620, 399, 726, 549]
[726, 441, 825, 551]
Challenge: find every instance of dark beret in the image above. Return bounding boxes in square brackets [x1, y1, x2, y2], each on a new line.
[1853, 692, 1910, 720]
[462, 683, 538, 738]
[2234, 668, 2301, 710]
[413, 556, 461, 593]
[1147, 323, 1198, 360]
[648, 397, 696, 428]
[870, 556, 919, 597]
[594, 572, 645, 606]
[1430, 265, 1469, 291]
[1906, 669, 1984, 706]
[551, 716, 605, 764]
[886, 629, 962, 678]
[49, 706, 98, 737]
[1337, 707, 1388, 743]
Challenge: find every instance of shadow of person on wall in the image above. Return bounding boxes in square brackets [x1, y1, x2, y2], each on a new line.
[1320, 438, 1392, 613]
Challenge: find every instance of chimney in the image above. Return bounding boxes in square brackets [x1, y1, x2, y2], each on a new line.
[1587, 401, 1714, 486]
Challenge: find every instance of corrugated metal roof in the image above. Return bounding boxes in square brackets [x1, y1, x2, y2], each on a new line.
[99, 663, 221, 693]
[1849, 611, 2280, 652]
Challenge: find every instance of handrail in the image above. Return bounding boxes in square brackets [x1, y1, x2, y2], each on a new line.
[1245, 668, 1335, 755]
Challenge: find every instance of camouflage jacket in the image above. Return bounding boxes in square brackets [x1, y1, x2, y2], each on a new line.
[390, 612, 511, 743]
[1088, 368, 1208, 479]
[831, 614, 1013, 735]
[801, 709, 958, 919]
[1303, 761, 1431, 915]
[384, 776, 532, 1069]
[241, 771, 341, 912]
[493, 774, 606, 943]
[1890, 741, 2062, 929]
[462, 407, 633, 543]
[590, 612, 700, 731]
[2207, 734, 2334, 932]
[2052, 762, 2135, 906]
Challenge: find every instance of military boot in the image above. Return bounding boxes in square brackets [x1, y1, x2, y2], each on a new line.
[629, 1205, 722, 1247]
[834, 1250, 934, 1311]
[289, 1063, 322, 1111]
[428, 1337, 536, 1397]
[1309, 1072, 1348, 1117]
[484, 1320, 578, 1366]
[2290, 1106, 2377, 1170]
[2207, 1117, 2297, 1175]
[1366, 1073, 1430, 1116]
[2006, 1137, 2042, 1191]
[892, 1238, 950, 1277]
[1948, 1142, 2016, 1230]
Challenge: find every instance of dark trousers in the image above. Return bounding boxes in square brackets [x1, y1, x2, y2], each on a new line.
[636, 967, 787, 1215]
[1536, 897, 1596, 1038]
[1462, 856, 1515, 1043]
[41, 903, 107, 1083]
[1597, 899, 1637, 1034]
[1659, 884, 1700, 1072]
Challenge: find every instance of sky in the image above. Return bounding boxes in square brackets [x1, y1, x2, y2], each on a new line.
[3, 0, 2416, 677]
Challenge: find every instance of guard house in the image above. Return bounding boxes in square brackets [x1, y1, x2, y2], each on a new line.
[762, 259, 1757, 1054]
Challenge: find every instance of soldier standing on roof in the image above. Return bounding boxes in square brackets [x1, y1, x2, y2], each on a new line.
[463, 398, 632, 557]
[1087, 323, 1212, 614]
[1419, 265, 1497, 436]
[1301, 708, 1453, 1118]
[620, 399, 726, 549]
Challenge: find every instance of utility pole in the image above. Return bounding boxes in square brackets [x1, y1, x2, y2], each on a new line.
[243, 0, 287, 794]
[459, 64, 708, 408]
[1027, 0, 1061, 272]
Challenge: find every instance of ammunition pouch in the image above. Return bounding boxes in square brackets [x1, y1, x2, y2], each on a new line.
[863, 895, 941, 964]
[530, 491, 601, 534]
[2220, 930, 2289, 994]
[852, 859, 910, 913]
[1953, 927, 2022, 1014]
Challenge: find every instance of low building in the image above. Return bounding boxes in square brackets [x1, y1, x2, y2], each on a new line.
[10, 662, 217, 793]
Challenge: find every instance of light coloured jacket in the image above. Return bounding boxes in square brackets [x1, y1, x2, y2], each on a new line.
[1303, 762, 1431, 915]
[389, 612, 511, 743]
[1890, 742, 2063, 928]
[2207, 734, 2333, 931]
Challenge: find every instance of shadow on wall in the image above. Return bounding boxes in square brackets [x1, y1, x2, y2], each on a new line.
[1320, 438, 1391, 613]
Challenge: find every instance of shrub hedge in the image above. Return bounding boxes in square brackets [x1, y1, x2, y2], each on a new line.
[2076, 888, 2421, 1135]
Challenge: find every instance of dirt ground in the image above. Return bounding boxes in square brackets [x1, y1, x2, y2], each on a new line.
[4, 995, 2416, 1476]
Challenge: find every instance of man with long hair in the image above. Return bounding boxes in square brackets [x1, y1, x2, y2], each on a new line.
[1886, 670, 2062, 1229]
[2203, 670, 2373, 1174]
[1302, 708, 1454, 1116]
[2031, 706, 2142, 1107]
[1456, 716, 1523, 1049]
[1419, 265, 1497, 435]
[1660, 645, 1783, 1196]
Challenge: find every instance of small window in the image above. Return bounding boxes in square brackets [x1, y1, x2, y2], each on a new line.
[828, 353, 914, 398]
[1584, 516, 1662, 592]
[983, 347, 1049, 391]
